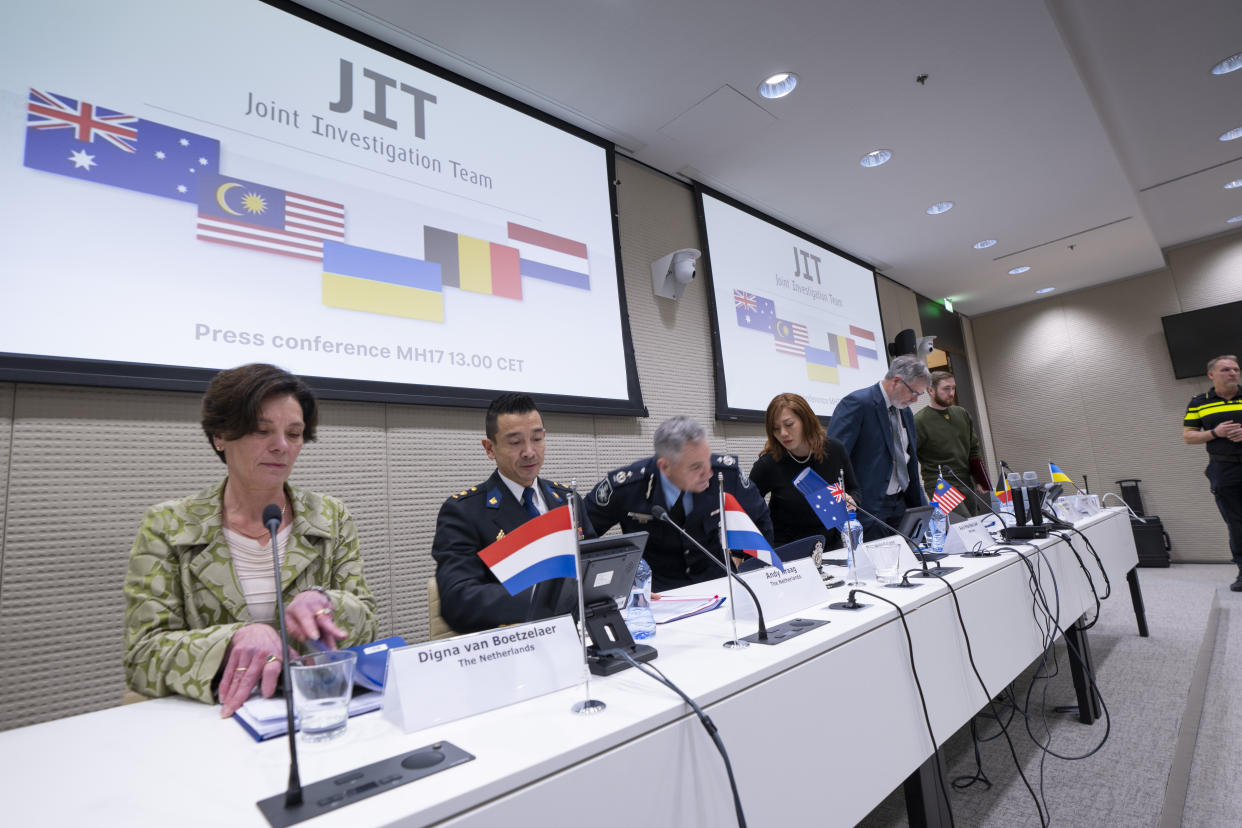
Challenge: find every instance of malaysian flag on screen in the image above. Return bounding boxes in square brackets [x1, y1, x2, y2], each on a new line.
[196, 173, 344, 262]
[774, 319, 809, 356]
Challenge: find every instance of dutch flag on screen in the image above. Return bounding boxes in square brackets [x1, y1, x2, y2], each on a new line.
[477, 506, 578, 595]
[723, 493, 783, 571]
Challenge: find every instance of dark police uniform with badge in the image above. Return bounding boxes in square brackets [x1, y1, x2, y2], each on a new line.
[1184, 385, 1242, 578]
[585, 455, 774, 593]
[432, 471, 595, 633]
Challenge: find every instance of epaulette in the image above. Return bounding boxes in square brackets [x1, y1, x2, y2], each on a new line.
[592, 461, 651, 507]
[449, 485, 483, 502]
[712, 454, 751, 487]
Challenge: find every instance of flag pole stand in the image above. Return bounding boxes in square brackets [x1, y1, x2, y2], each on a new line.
[717, 472, 749, 650]
[566, 486, 607, 715]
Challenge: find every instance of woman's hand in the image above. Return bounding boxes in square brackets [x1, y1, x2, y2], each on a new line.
[285, 589, 346, 647]
[218, 623, 290, 717]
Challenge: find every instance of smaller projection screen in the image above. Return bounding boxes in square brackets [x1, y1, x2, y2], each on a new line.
[697, 186, 887, 421]
[0, 0, 644, 415]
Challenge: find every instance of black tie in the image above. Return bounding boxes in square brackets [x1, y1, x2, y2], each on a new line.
[669, 491, 686, 524]
[522, 486, 540, 519]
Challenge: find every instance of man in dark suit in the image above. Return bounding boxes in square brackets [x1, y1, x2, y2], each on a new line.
[432, 392, 594, 633]
[827, 355, 932, 540]
[585, 415, 774, 592]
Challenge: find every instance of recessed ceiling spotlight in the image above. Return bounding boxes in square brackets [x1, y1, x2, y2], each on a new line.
[1220, 126, 1242, 142]
[925, 201, 954, 215]
[1226, 178, 1242, 189]
[1211, 51, 1242, 75]
[973, 239, 997, 249]
[1008, 266, 1031, 275]
[1228, 215, 1242, 224]
[759, 73, 798, 99]
[860, 149, 892, 168]
[1035, 287, 1055, 294]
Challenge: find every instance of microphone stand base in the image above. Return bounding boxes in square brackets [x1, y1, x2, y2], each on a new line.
[741, 617, 829, 645]
[722, 638, 750, 649]
[961, 550, 1002, 558]
[884, 581, 923, 589]
[257, 741, 475, 828]
[572, 699, 607, 715]
[913, 565, 963, 578]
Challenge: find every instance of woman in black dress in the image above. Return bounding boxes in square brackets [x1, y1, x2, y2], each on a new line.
[749, 393, 860, 549]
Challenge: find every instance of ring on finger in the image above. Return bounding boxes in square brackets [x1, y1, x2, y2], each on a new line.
[264, 654, 279, 664]
[234, 666, 248, 672]
[313, 607, 331, 617]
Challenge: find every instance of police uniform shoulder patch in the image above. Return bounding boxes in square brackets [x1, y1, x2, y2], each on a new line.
[594, 478, 613, 506]
[612, 469, 631, 484]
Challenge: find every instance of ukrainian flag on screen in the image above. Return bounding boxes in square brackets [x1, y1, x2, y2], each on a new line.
[804, 346, 839, 383]
[321, 241, 444, 322]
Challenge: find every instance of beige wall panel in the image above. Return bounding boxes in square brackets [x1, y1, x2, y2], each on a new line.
[0, 385, 217, 728]
[1165, 231, 1242, 313]
[876, 274, 922, 346]
[0, 383, 12, 572]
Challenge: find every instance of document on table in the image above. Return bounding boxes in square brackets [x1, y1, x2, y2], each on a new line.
[233, 690, 382, 742]
[649, 594, 726, 624]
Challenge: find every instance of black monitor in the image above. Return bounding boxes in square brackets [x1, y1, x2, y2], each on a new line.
[577, 532, 657, 675]
[898, 505, 934, 544]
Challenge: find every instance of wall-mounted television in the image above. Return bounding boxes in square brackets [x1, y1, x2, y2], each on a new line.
[1161, 300, 1242, 380]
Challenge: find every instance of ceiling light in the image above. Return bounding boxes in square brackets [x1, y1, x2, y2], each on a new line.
[1035, 287, 1055, 294]
[1220, 126, 1242, 142]
[860, 149, 892, 168]
[1228, 215, 1242, 224]
[925, 201, 954, 215]
[1226, 179, 1242, 189]
[759, 73, 798, 99]
[1008, 266, 1030, 275]
[973, 239, 997, 250]
[1211, 51, 1242, 75]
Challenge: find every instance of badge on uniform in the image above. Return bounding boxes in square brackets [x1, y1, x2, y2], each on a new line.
[496, 529, 505, 541]
[613, 470, 631, 484]
[594, 478, 613, 506]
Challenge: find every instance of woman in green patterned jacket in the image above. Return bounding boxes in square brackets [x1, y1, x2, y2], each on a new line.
[124, 363, 377, 717]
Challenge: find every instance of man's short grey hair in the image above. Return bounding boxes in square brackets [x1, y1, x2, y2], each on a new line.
[653, 415, 707, 461]
[885, 355, 932, 385]
[1208, 355, 1238, 373]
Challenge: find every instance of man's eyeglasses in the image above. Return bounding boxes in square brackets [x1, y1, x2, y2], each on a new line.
[898, 378, 925, 397]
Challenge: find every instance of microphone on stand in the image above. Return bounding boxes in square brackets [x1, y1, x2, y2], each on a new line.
[650, 504, 770, 642]
[263, 503, 302, 809]
[938, 467, 1006, 554]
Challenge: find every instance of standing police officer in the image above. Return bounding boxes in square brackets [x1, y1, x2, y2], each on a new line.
[1182, 355, 1242, 591]
[585, 415, 773, 593]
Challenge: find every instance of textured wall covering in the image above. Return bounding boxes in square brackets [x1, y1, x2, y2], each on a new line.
[0, 158, 924, 730]
[972, 229, 1242, 566]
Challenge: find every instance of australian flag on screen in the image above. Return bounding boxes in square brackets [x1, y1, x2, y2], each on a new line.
[23, 89, 221, 203]
[733, 289, 776, 333]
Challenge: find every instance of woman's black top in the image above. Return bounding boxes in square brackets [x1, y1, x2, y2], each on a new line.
[748, 438, 860, 549]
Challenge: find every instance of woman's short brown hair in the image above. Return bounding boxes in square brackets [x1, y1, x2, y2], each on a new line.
[200, 363, 318, 463]
[761, 393, 827, 461]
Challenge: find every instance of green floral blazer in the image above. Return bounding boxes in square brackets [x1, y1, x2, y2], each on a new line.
[124, 479, 378, 704]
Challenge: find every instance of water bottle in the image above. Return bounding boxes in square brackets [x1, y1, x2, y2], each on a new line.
[625, 558, 657, 640]
[843, 509, 865, 585]
[928, 503, 949, 557]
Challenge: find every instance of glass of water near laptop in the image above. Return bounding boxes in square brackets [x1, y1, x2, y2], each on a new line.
[291, 649, 357, 742]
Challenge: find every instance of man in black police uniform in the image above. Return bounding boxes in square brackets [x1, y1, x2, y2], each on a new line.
[1182, 354, 1242, 591]
[585, 415, 774, 593]
[432, 392, 594, 632]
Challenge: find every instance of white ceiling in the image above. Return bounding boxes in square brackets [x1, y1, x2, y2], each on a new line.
[294, 0, 1242, 316]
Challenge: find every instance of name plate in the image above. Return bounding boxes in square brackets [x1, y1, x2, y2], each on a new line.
[943, 516, 995, 555]
[735, 559, 830, 620]
[382, 615, 583, 733]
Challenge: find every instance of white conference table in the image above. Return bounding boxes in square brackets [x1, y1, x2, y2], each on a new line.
[0, 508, 1138, 827]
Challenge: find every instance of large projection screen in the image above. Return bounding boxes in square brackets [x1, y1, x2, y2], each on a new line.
[697, 186, 887, 422]
[0, 0, 645, 415]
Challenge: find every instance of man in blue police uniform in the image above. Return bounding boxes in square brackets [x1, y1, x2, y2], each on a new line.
[1182, 355, 1242, 591]
[585, 415, 774, 593]
[432, 392, 594, 633]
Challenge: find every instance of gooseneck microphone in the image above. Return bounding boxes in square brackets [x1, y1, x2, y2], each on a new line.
[264, 503, 303, 809]
[650, 504, 770, 642]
